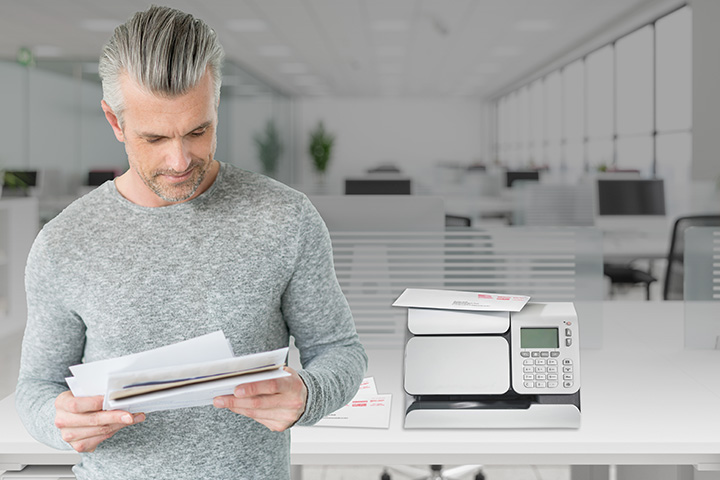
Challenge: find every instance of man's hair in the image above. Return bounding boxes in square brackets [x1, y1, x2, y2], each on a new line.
[99, 5, 224, 126]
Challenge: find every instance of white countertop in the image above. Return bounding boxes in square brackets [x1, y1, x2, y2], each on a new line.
[1, 302, 719, 470]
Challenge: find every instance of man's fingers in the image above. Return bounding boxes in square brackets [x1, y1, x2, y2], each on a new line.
[68, 431, 118, 453]
[55, 392, 105, 414]
[60, 422, 127, 444]
[55, 411, 145, 429]
[233, 378, 286, 398]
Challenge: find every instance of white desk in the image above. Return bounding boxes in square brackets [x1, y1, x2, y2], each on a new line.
[1, 302, 719, 478]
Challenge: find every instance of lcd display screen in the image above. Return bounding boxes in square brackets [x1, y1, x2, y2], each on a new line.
[520, 328, 559, 348]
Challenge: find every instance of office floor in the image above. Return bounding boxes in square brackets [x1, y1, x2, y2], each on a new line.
[0, 286, 653, 480]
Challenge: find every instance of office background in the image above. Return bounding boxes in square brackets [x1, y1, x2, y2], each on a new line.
[1, 1, 720, 479]
[2, 0, 718, 210]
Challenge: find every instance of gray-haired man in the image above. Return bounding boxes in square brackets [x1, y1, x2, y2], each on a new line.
[15, 6, 367, 479]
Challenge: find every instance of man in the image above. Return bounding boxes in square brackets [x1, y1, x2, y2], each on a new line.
[15, 6, 367, 479]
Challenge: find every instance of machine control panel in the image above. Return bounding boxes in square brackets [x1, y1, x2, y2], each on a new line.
[510, 303, 580, 395]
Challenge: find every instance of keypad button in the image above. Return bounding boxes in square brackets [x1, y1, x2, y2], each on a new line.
[548, 359, 558, 365]
[540, 351, 549, 357]
[548, 374, 558, 380]
[563, 366, 573, 373]
[562, 359, 573, 365]
[565, 338, 572, 347]
[548, 366, 558, 373]
[548, 382, 559, 388]
[563, 381, 573, 388]
[524, 381, 534, 388]
[531, 352, 540, 357]
[565, 328, 572, 337]
[536, 382, 546, 388]
[524, 374, 534, 380]
[563, 374, 573, 381]
[535, 366, 547, 373]
[550, 351, 560, 357]
[523, 366, 534, 373]
[536, 374, 547, 380]
[523, 359, 534, 365]
[535, 359, 546, 365]
[521, 351, 530, 357]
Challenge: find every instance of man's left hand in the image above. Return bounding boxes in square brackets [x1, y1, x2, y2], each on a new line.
[213, 366, 307, 431]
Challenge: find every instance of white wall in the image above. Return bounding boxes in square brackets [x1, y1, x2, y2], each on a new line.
[294, 97, 486, 194]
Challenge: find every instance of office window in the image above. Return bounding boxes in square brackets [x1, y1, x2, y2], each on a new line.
[586, 46, 614, 139]
[616, 136, 653, 175]
[616, 26, 654, 137]
[545, 71, 562, 171]
[493, 4, 692, 183]
[656, 6, 692, 133]
[517, 86, 530, 166]
[656, 131, 691, 211]
[529, 78, 545, 166]
[563, 60, 585, 173]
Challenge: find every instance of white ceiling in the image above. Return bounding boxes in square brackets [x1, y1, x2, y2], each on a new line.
[0, 0, 672, 99]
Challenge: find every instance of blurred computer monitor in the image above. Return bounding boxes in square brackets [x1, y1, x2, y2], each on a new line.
[3, 171, 37, 188]
[309, 195, 444, 232]
[345, 178, 411, 195]
[88, 170, 119, 186]
[2, 171, 38, 196]
[597, 178, 666, 216]
[505, 170, 540, 188]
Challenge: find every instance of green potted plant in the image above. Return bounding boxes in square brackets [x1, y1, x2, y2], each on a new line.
[308, 121, 335, 183]
[253, 119, 283, 178]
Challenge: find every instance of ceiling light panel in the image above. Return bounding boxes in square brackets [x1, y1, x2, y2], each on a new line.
[250, 0, 341, 94]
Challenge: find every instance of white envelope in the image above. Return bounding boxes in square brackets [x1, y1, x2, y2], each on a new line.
[66, 330, 291, 414]
[67, 331, 234, 397]
[392, 288, 530, 312]
[102, 347, 289, 413]
[314, 394, 392, 429]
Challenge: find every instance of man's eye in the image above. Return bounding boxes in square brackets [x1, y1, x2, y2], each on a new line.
[146, 137, 163, 144]
[191, 130, 206, 137]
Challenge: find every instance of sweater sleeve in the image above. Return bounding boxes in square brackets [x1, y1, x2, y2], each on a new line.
[15, 229, 86, 450]
[281, 197, 368, 426]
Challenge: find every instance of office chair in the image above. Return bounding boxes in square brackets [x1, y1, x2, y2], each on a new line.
[603, 262, 657, 300]
[381, 464, 485, 480]
[663, 215, 720, 300]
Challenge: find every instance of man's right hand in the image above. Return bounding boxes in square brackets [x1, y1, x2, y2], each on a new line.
[54, 391, 145, 453]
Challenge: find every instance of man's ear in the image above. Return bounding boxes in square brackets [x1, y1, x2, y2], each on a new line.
[101, 100, 125, 143]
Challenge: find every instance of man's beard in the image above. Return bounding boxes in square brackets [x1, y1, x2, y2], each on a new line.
[142, 160, 209, 203]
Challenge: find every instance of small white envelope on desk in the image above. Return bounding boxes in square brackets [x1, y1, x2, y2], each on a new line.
[393, 288, 530, 312]
[314, 377, 392, 429]
[65, 331, 289, 414]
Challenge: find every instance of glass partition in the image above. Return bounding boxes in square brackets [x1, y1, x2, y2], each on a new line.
[328, 226, 603, 349]
[683, 226, 720, 349]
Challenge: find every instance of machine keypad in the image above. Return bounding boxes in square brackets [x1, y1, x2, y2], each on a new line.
[519, 351, 574, 389]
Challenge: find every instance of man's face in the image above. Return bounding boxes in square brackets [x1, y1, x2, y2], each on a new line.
[104, 71, 218, 207]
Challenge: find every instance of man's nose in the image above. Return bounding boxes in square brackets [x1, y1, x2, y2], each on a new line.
[166, 138, 192, 172]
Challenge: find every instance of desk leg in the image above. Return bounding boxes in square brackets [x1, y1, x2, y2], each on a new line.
[291, 464, 303, 480]
[571, 465, 610, 480]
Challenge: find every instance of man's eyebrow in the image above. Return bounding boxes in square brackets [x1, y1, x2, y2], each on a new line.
[135, 121, 213, 139]
[187, 121, 212, 134]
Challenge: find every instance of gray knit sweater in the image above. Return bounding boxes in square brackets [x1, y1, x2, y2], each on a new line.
[16, 162, 367, 479]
